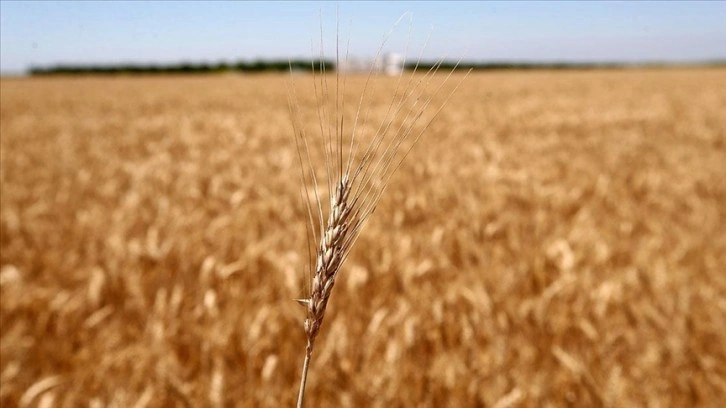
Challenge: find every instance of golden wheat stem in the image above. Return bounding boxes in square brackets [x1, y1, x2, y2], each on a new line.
[296, 345, 312, 408]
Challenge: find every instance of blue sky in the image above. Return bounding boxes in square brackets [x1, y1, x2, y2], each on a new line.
[1, 1, 725, 73]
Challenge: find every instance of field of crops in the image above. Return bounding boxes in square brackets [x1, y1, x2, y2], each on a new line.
[1, 69, 725, 407]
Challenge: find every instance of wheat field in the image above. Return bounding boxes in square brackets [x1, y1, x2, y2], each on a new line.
[1, 69, 725, 407]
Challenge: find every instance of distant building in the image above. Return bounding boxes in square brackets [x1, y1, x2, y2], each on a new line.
[383, 52, 404, 76]
[337, 52, 405, 76]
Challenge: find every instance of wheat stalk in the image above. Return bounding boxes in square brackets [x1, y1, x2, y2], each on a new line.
[289, 14, 468, 407]
[295, 176, 351, 407]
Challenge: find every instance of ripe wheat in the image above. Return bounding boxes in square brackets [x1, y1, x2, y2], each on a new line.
[288, 15, 468, 407]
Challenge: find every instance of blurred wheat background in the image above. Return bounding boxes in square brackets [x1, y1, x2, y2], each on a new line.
[1, 69, 725, 407]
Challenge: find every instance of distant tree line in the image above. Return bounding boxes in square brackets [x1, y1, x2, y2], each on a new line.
[407, 60, 726, 71]
[28, 59, 725, 76]
[407, 61, 626, 71]
[29, 59, 336, 75]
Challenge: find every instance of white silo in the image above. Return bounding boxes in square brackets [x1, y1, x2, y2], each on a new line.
[383, 52, 404, 76]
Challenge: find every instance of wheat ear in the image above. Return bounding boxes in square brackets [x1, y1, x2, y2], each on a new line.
[296, 176, 351, 407]
[290, 14, 469, 407]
